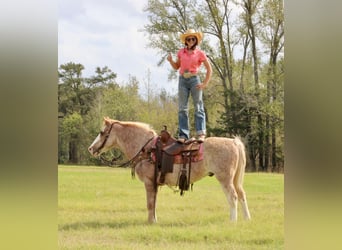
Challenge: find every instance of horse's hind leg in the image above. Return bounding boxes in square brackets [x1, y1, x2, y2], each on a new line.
[218, 179, 238, 221]
[235, 185, 251, 220]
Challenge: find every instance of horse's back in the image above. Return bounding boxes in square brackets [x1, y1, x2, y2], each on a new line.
[204, 137, 240, 153]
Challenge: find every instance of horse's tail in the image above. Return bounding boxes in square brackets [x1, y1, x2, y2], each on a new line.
[233, 136, 247, 188]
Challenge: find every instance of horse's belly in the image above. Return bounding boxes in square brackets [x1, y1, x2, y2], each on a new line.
[134, 160, 207, 187]
[165, 161, 207, 186]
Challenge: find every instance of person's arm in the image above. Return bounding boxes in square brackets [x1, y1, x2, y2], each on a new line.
[197, 59, 212, 89]
[167, 53, 180, 70]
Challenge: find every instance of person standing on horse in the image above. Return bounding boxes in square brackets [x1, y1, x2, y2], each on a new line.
[167, 29, 212, 142]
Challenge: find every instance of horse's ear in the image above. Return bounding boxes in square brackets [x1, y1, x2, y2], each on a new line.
[103, 116, 111, 125]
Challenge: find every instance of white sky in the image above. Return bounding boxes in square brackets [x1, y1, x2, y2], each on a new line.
[58, 0, 178, 95]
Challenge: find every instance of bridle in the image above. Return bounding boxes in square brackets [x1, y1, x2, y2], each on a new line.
[95, 122, 156, 168]
[94, 122, 115, 155]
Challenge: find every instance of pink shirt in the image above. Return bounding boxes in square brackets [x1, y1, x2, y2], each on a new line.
[177, 48, 207, 75]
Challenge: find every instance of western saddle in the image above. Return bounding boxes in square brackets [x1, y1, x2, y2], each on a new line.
[150, 126, 203, 195]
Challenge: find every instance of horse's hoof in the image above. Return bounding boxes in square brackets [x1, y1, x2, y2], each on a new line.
[147, 219, 157, 224]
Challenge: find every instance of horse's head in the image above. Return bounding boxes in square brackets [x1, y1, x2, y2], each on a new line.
[88, 117, 118, 156]
[89, 117, 158, 159]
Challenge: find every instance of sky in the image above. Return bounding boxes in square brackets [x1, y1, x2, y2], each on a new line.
[58, 0, 178, 96]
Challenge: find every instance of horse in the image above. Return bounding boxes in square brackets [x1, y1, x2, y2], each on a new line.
[88, 117, 251, 223]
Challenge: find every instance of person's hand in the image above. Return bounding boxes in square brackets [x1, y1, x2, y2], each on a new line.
[167, 53, 172, 62]
[196, 83, 207, 90]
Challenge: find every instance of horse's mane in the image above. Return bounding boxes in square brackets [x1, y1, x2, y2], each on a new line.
[105, 118, 157, 135]
[122, 121, 157, 135]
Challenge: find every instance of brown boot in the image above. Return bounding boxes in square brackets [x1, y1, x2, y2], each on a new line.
[198, 134, 205, 142]
[177, 137, 186, 143]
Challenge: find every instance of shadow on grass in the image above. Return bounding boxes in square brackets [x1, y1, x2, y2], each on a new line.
[59, 216, 230, 231]
[245, 238, 276, 245]
[59, 220, 148, 231]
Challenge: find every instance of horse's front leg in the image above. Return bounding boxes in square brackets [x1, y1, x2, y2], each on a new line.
[135, 160, 158, 223]
[144, 179, 158, 223]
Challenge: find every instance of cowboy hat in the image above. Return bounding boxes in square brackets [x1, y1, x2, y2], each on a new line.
[180, 29, 203, 44]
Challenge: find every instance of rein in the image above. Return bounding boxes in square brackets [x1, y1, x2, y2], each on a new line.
[99, 135, 156, 168]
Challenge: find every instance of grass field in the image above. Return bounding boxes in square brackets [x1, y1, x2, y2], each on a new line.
[58, 165, 284, 250]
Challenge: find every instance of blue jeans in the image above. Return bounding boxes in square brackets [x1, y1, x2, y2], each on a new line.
[178, 75, 206, 139]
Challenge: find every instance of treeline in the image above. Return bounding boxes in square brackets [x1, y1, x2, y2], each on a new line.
[58, 0, 284, 172]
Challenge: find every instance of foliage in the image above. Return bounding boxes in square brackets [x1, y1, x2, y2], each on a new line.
[61, 112, 83, 138]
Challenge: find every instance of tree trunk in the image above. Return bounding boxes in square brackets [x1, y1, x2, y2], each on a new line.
[205, 0, 238, 135]
[271, 123, 277, 171]
[265, 115, 270, 171]
[68, 139, 78, 163]
[244, 0, 263, 171]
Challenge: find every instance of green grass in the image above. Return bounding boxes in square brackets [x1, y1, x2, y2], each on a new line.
[58, 165, 284, 249]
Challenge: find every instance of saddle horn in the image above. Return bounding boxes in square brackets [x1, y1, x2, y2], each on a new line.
[160, 125, 171, 144]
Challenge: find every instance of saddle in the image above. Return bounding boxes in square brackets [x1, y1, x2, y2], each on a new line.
[151, 126, 203, 195]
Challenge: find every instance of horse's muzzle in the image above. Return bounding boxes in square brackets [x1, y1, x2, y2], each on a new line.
[88, 146, 99, 156]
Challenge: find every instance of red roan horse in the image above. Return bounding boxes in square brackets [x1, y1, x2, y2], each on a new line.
[88, 117, 251, 223]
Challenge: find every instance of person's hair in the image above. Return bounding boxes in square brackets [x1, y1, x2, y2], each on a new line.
[185, 38, 198, 50]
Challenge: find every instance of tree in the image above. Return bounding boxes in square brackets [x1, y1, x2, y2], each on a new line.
[58, 62, 90, 115]
[239, 0, 265, 171]
[58, 62, 88, 163]
[259, 0, 284, 171]
[60, 112, 83, 163]
[58, 63, 118, 164]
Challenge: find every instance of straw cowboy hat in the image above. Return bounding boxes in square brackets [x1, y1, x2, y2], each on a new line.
[180, 29, 203, 44]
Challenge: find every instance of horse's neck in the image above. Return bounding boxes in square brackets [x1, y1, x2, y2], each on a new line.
[117, 126, 155, 159]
